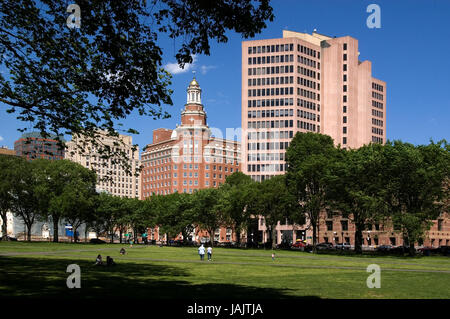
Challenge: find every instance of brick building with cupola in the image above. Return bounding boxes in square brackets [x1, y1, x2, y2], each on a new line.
[140, 78, 241, 243]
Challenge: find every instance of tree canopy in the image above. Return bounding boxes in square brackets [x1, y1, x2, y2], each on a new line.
[0, 0, 274, 173]
[285, 132, 339, 251]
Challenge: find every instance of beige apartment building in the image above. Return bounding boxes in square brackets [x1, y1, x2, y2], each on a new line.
[65, 131, 141, 198]
[242, 30, 386, 182]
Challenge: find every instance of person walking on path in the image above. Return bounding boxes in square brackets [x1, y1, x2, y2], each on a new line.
[207, 246, 212, 261]
[198, 244, 205, 261]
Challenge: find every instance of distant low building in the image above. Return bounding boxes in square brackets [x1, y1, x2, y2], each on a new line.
[0, 146, 16, 157]
[14, 132, 64, 160]
[65, 130, 141, 198]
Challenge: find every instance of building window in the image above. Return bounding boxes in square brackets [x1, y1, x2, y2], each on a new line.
[224, 228, 231, 241]
[326, 221, 333, 231]
[214, 230, 220, 242]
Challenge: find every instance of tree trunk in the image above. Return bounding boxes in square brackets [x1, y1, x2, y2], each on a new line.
[133, 228, 138, 243]
[355, 228, 363, 254]
[73, 225, 78, 243]
[119, 229, 123, 244]
[1, 212, 8, 240]
[271, 224, 277, 249]
[312, 221, 317, 253]
[409, 242, 416, 256]
[52, 217, 59, 242]
[210, 229, 214, 247]
[26, 224, 32, 242]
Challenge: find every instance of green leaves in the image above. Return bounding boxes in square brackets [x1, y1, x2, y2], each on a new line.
[380, 140, 449, 252]
[285, 132, 339, 248]
[0, 0, 273, 173]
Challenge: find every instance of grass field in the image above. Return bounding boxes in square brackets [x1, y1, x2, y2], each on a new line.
[1, 242, 449, 299]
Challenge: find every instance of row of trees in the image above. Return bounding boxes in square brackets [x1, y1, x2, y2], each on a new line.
[1, 133, 449, 255]
[285, 133, 449, 255]
[0, 157, 97, 241]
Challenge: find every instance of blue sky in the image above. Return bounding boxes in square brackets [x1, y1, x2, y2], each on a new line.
[1, 0, 449, 152]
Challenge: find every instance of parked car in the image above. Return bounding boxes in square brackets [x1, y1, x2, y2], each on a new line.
[89, 238, 106, 244]
[291, 239, 308, 249]
[316, 242, 334, 250]
[0, 236, 17, 241]
[439, 246, 450, 256]
[218, 242, 238, 248]
[390, 246, 412, 254]
[417, 246, 439, 256]
[335, 242, 352, 250]
[376, 245, 393, 253]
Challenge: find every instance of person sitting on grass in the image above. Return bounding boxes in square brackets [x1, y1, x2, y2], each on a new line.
[120, 248, 126, 255]
[106, 256, 116, 267]
[94, 254, 103, 266]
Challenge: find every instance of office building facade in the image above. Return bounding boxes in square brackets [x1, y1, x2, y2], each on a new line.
[242, 30, 386, 181]
[65, 131, 141, 198]
[14, 132, 65, 160]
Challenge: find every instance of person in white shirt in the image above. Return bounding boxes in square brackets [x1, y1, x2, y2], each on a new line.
[198, 244, 205, 261]
[207, 246, 212, 261]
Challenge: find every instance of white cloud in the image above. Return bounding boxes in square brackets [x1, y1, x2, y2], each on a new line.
[164, 55, 197, 75]
[0, 136, 3, 142]
[200, 65, 217, 75]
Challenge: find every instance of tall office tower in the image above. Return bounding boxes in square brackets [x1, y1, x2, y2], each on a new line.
[65, 131, 141, 198]
[242, 30, 386, 181]
[14, 132, 65, 160]
[140, 78, 241, 199]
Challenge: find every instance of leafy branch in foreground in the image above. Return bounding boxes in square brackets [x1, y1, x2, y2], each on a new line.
[0, 0, 274, 173]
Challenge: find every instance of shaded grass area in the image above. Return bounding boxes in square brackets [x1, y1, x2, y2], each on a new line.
[1, 242, 450, 299]
[0, 256, 301, 299]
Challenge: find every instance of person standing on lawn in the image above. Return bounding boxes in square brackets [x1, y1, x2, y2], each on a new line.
[207, 246, 213, 261]
[198, 244, 205, 261]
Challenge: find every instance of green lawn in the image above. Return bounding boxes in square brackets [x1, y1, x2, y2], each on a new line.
[0, 242, 449, 299]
